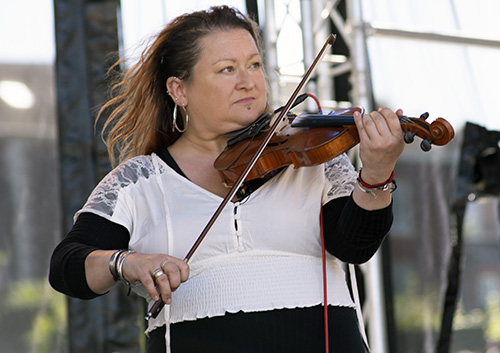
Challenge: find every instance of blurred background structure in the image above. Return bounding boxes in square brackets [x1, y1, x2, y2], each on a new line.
[0, 0, 499, 352]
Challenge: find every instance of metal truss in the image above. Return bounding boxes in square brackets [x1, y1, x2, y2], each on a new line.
[260, 1, 386, 352]
[259, 2, 500, 352]
[261, 0, 370, 112]
[260, 0, 500, 113]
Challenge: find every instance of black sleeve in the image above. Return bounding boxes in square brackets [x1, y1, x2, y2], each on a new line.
[48, 212, 130, 299]
[322, 195, 393, 264]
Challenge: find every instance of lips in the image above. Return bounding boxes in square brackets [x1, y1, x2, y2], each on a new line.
[235, 97, 254, 105]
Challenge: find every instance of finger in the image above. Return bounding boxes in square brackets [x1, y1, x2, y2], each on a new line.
[378, 107, 403, 137]
[162, 261, 182, 291]
[152, 266, 167, 282]
[153, 270, 173, 304]
[353, 111, 369, 141]
[370, 108, 396, 137]
[163, 257, 190, 281]
[155, 258, 189, 304]
[121, 253, 161, 301]
[172, 258, 190, 282]
[358, 109, 389, 141]
[140, 273, 161, 302]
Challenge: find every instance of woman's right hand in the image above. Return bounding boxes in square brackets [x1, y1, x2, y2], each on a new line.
[121, 252, 190, 304]
[85, 250, 189, 305]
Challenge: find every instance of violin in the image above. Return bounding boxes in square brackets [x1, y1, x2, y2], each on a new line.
[214, 105, 455, 187]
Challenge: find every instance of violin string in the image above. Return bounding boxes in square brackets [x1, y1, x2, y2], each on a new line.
[397, 115, 412, 124]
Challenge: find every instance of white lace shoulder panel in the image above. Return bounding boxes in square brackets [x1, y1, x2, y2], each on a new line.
[78, 155, 164, 218]
[324, 153, 357, 199]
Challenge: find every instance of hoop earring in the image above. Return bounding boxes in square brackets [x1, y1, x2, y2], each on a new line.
[181, 105, 189, 131]
[172, 102, 188, 133]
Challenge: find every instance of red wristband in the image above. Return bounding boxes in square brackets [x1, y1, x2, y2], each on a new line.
[357, 169, 395, 189]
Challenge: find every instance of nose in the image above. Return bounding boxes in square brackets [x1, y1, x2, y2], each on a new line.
[236, 69, 256, 91]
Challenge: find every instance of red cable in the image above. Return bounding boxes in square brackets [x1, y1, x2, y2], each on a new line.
[307, 93, 323, 114]
[320, 208, 329, 353]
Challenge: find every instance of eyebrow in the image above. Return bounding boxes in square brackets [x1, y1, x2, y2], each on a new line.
[212, 52, 261, 65]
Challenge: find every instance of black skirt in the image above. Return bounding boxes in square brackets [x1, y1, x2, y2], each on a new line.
[147, 305, 366, 353]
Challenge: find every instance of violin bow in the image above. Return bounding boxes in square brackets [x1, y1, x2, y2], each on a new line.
[145, 34, 337, 321]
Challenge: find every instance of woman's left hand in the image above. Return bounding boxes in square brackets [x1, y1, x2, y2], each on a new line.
[353, 107, 405, 185]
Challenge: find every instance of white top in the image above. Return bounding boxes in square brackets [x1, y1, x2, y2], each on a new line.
[76, 152, 358, 335]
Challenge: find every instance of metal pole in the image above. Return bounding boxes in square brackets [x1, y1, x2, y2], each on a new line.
[367, 24, 500, 48]
[310, 0, 333, 108]
[300, 0, 317, 112]
[346, 0, 371, 111]
[262, 0, 280, 108]
[346, 0, 388, 352]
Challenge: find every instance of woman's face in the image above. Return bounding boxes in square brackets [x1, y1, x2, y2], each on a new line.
[180, 29, 267, 136]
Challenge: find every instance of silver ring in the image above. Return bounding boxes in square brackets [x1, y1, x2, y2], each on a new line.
[153, 267, 165, 280]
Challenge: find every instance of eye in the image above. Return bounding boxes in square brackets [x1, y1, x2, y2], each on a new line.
[220, 66, 234, 73]
[250, 61, 262, 69]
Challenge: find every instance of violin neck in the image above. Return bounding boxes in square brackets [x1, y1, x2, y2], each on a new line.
[290, 114, 355, 128]
[290, 114, 411, 129]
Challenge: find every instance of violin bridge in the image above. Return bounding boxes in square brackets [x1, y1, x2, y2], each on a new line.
[270, 112, 294, 135]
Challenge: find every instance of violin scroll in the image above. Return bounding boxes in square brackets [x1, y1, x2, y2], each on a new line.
[401, 113, 455, 152]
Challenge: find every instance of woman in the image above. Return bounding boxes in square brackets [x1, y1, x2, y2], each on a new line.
[49, 5, 405, 353]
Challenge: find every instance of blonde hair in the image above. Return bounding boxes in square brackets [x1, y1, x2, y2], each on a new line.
[98, 6, 264, 166]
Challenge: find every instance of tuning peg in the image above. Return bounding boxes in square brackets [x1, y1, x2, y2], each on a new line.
[404, 131, 418, 144]
[420, 139, 432, 151]
[419, 112, 429, 120]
